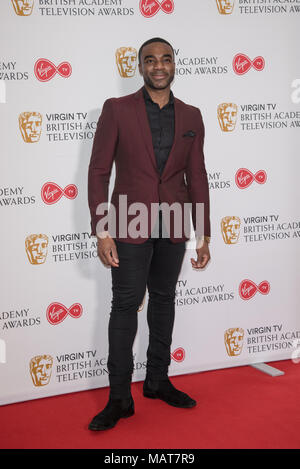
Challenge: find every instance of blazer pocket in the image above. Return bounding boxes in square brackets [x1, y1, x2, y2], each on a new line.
[182, 130, 196, 138]
[112, 185, 136, 196]
[111, 190, 137, 206]
[177, 188, 191, 203]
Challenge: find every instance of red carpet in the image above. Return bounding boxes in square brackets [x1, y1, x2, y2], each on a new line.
[1, 360, 299, 449]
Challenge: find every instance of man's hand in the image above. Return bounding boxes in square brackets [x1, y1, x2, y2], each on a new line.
[97, 235, 119, 267]
[190, 241, 210, 270]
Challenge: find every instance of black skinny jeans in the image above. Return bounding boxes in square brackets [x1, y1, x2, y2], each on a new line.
[107, 210, 186, 398]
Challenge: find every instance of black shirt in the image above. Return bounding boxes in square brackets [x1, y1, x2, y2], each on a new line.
[143, 86, 175, 176]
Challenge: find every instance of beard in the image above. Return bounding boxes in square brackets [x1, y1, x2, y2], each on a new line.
[144, 71, 175, 90]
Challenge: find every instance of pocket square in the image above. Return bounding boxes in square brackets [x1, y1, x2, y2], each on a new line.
[183, 130, 196, 137]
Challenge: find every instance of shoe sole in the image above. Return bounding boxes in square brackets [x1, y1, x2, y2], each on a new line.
[88, 408, 135, 431]
[143, 390, 196, 408]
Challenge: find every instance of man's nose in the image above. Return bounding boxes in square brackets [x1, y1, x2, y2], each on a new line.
[154, 61, 165, 70]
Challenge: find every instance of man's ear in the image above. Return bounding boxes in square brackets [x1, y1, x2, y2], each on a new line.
[138, 63, 142, 75]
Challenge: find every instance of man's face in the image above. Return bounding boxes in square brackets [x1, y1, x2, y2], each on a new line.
[12, 0, 34, 16]
[138, 42, 175, 90]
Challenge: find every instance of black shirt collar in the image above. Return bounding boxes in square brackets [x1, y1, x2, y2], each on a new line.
[142, 86, 174, 106]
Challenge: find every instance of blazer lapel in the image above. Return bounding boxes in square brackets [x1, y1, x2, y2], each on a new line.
[161, 96, 181, 179]
[134, 87, 158, 174]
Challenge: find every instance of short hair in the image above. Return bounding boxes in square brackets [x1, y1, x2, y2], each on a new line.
[138, 37, 174, 63]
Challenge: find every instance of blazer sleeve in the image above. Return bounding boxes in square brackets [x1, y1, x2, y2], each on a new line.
[88, 98, 118, 236]
[185, 108, 211, 238]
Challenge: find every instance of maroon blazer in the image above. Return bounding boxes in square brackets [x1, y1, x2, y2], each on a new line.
[88, 87, 210, 244]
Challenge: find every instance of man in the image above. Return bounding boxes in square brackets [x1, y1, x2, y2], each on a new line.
[88, 38, 211, 431]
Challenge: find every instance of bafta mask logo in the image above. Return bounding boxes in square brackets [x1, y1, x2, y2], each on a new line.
[30, 355, 53, 387]
[221, 216, 241, 244]
[217, 103, 238, 132]
[116, 47, 137, 78]
[11, 0, 34, 16]
[224, 328, 244, 357]
[25, 234, 49, 265]
[216, 0, 235, 15]
[19, 112, 42, 143]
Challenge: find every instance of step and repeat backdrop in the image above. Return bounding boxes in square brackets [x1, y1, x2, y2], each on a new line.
[0, 0, 300, 405]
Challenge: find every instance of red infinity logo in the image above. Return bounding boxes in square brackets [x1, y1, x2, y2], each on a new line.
[139, 0, 174, 17]
[235, 168, 267, 189]
[41, 182, 78, 205]
[171, 347, 185, 362]
[46, 302, 83, 325]
[233, 53, 265, 75]
[34, 58, 72, 82]
[239, 279, 270, 300]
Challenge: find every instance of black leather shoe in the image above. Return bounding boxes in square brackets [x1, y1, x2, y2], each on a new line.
[143, 378, 196, 408]
[88, 396, 134, 431]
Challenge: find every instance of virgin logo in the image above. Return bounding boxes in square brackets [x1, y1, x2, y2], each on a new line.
[139, 0, 174, 18]
[34, 58, 72, 82]
[41, 182, 78, 205]
[46, 302, 83, 325]
[239, 279, 270, 300]
[171, 347, 185, 362]
[235, 168, 267, 189]
[233, 53, 265, 75]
